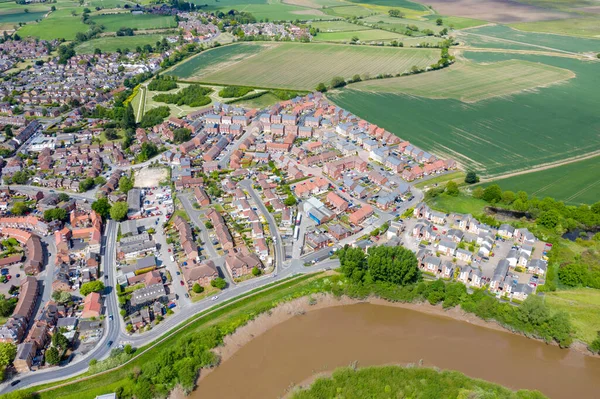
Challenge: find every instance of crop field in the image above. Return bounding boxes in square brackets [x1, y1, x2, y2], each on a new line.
[510, 16, 600, 39]
[423, 14, 487, 30]
[310, 20, 371, 32]
[196, 0, 328, 21]
[188, 42, 438, 90]
[75, 34, 168, 54]
[167, 43, 270, 80]
[349, 59, 574, 102]
[0, 10, 46, 24]
[323, 5, 375, 17]
[329, 51, 600, 178]
[489, 156, 600, 205]
[90, 13, 177, 31]
[314, 29, 408, 42]
[362, 15, 443, 34]
[461, 25, 600, 53]
[347, 0, 426, 11]
[18, 8, 88, 40]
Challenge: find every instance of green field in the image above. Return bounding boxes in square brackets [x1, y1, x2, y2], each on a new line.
[461, 25, 600, 53]
[75, 34, 168, 54]
[427, 193, 488, 215]
[424, 14, 487, 30]
[89, 13, 177, 31]
[329, 51, 600, 178]
[347, 0, 427, 11]
[489, 156, 600, 205]
[350, 59, 574, 102]
[545, 288, 600, 344]
[362, 14, 443, 35]
[229, 91, 282, 109]
[18, 7, 88, 40]
[315, 28, 409, 42]
[323, 5, 375, 17]
[194, 0, 328, 21]
[0, 10, 46, 24]
[310, 20, 372, 32]
[510, 17, 600, 39]
[173, 42, 439, 90]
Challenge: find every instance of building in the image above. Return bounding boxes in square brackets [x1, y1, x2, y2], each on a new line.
[182, 260, 218, 287]
[130, 284, 167, 308]
[81, 292, 102, 319]
[127, 188, 142, 215]
[14, 342, 36, 373]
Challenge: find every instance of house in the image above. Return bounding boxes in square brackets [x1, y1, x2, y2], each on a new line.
[306, 233, 331, 250]
[326, 191, 348, 212]
[498, 224, 515, 239]
[348, 204, 374, 225]
[130, 284, 167, 308]
[225, 252, 262, 278]
[182, 260, 218, 287]
[506, 249, 519, 267]
[14, 342, 36, 373]
[194, 186, 210, 206]
[527, 259, 547, 275]
[456, 248, 472, 263]
[423, 256, 442, 273]
[490, 259, 510, 292]
[329, 224, 351, 240]
[438, 240, 457, 256]
[512, 283, 534, 301]
[81, 292, 102, 318]
[441, 261, 455, 279]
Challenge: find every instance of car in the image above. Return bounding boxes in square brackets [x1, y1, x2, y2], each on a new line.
[109, 314, 113, 320]
[15, 274, 20, 278]
[107, 340, 113, 347]
[180, 280, 184, 286]
[104, 275, 108, 279]
[185, 293, 189, 298]
[10, 380, 20, 387]
[168, 248, 172, 252]
[176, 271, 181, 275]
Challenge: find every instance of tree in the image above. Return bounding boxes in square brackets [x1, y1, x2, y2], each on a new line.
[443, 282, 467, 309]
[589, 332, 600, 354]
[464, 171, 479, 184]
[52, 290, 72, 304]
[350, 36, 359, 44]
[0, 342, 17, 367]
[122, 103, 136, 130]
[538, 209, 560, 228]
[45, 347, 60, 365]
[44, 208, 68, 222]
[482, 184, 502, 203]
[119, 176, 134, 193]
[92, 198, 111, 219]
[211, 277, 226, 289]
[388, 9, 404, 18]
[204, 221, 213, 229]
[58, 193, 70, 202]
[284, 195, 297, 206]
[501, 190, 516, 205]
[251, 267, 262, 276]
[436, 18, 443, 25]
[192, 283, 204, 293]
[80, 280, 105, 296]
[367, 246, 421, 286]
[330, 76, 346, 88]
[124, 344, 134, 355]
[110, 201, 129, 221]
[0, 297, 16, 317]
[337, 245, 368, 283]
[558, 263, 588, 287]
[52, 332, 69, 350]
[315, 82, 327, 93]
[173, 128, 191, 144]
[11, 201, 29, 216]
[445, 181, 459, 196]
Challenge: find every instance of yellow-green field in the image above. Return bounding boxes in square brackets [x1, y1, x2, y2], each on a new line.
[545, 288, 600, 344]
[190, 42, 439, 90]
[349, 59, 575, 102]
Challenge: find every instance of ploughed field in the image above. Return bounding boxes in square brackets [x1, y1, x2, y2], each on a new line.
[329, 51, 600, 178]
[349, 59, 574, 102]
[168, 42, 439, 90]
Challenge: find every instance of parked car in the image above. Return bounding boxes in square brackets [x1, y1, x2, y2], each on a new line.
[180, 280, 184, 286]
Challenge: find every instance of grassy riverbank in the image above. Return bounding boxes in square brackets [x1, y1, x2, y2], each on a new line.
[290, 366, 547, 399]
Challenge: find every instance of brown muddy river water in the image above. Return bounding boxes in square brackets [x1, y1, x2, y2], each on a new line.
[193, 304, 600, 398]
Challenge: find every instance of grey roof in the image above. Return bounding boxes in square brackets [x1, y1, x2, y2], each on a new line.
[136, 255, 156, 269]
[130, 283, 166, 307]
[127, 188, 141, 212]
[492, 259, 510, 282]
[424, 256, 442, 266]
[119, 220, 139, 236]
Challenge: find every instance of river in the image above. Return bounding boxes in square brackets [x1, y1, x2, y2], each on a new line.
[193, 303, 600, 399]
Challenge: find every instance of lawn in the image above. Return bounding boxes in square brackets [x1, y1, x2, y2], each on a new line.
[89, 13, 177, 31]
[545, 288, 600, 344]
[190, 42, 439, 90]
[349, 59, 574, 103]
[75, 34, 168, 54]
[229, 91, 282, 108]
[426, 193, 488, 215]
[488, 156, 600, 205]
[414, 171, 465, 189]
[510, 16, 600, 39]
[328, 52, 600, 178]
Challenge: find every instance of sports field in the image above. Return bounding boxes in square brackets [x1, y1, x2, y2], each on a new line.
[350, 59, 574, 102]
[329, 52, 600, 178]
[75, 34, 168, 54]
[175, 42, 439, 90]
[89, 13, 177, 31]
[489, 156, 600, 205]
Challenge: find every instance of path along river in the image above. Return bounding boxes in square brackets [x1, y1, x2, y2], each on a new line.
[193, 303, 600, 398]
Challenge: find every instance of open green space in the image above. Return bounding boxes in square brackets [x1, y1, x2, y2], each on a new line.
[193, 0, 327, 21]
[323, 4, 375, 17]
[291, 366, 547, 399]
[228, 91, 282, 108]
[510, 17, 600, 39]
[181, 42, 439, 90]
[17, 7, 88, 40]
[427, 193, 488, 215]
[545, 288, 600, 344]
[329, 51, 600, 178]
[0, 10, 46, 24]
[414, 171, 465, 189]
[461, 25, 600, 53]
[489, 156, 600, 205]
[314, 28, 409, 42]
[75, 34, 168, 54]
[310, 20, 372, 32]
[89, 13, 176, 31]
[347, 0, 426, 11]
[362, 14, 443, 34]
[349, 59, 574, 102]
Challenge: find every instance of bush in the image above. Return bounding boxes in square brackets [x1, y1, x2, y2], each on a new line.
[140, 106, 171, 128]
[218, 86, 252, 98]
[192, 283, 204, 293]
[211, 277, 227, 289]
[153, 85, 211, 107]
[80, 281, 105, 296]
[148, 76, 177, 91]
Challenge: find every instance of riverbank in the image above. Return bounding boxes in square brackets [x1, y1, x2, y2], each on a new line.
[286, 365, 547, 399]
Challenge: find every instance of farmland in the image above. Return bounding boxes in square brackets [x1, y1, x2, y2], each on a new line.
[489, 156, 600, 205]
[75, 34, 169, 54]
[545, 288, 600, 344]
[174, 42, 439, 90]
[17, 7, 88, 40]
[197, 0, 328, 21]
[329, 51, 600, 178]
[89, 13, 177, 31]
[314, 29, 408, 43]
[510, 17, 600, 39]
[349, 59, 574, 102]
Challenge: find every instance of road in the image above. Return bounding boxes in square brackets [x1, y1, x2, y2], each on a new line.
[0, 185, 97, 201]
[240, 180, 284, 273]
